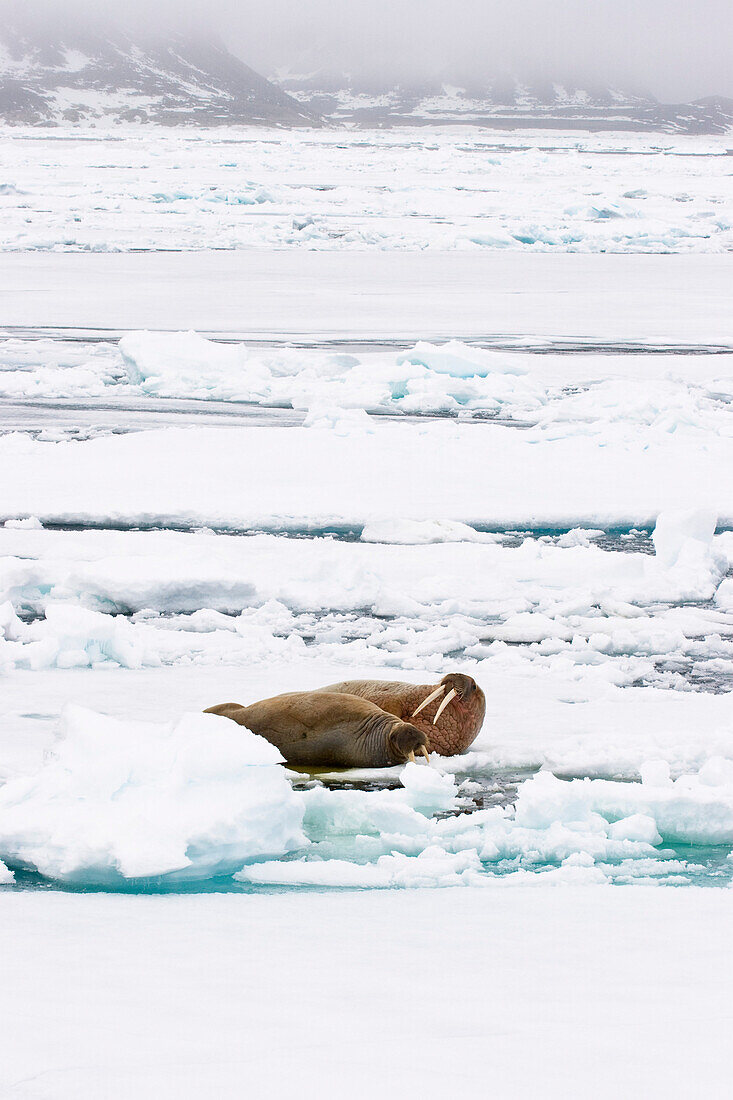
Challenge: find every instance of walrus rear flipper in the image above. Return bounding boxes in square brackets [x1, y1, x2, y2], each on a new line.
[204, 702, 249, 724]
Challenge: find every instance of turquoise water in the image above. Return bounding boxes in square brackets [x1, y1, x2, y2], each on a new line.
[6, 845, 730, 894]
[3, 767, 731, 894]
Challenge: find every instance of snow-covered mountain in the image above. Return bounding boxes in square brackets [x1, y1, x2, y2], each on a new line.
[0, 6, 320, 126]
[278, 70, 733, 134]
[1, 2, 730, 135]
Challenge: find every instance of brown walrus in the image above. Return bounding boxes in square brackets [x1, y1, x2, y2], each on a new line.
[204, 691, 430, 769]
[314, 673, 485, 756]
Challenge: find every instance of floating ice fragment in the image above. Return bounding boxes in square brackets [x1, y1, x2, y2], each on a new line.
[0, 600, 25, 642]
[495, 612, 569, 644]
[713, 576, 733, 612]
[119, 331, 270, 400]
[399, 761, 458, 815]
[397, 341, 528, 378]
[303, 404, 375, 435]
[652, 508, 718, 569]
[236, 847, 483, 889]
[3, 516, 43, 530]
[26, 602, 156, 670]
[556, 528, 604, 547]
[360, 518, 483, 544]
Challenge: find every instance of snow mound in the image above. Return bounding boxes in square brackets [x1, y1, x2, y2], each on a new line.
[0, 706, 306, 884]
[397, 341, 528, 377]
[303, 404, 375, 435]
[119, 331, 270, 400]
[399, 761, 460, 814]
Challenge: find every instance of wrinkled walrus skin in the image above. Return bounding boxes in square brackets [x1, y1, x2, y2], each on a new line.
[314, 673, 485, 756]
[204, 692, 429, 769]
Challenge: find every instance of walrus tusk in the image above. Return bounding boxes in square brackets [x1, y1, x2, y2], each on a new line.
[411, 683, 446, 718]
[433, 688, 457, 725]
[419, 746, 431, 764]
[407, 750, 416, 763]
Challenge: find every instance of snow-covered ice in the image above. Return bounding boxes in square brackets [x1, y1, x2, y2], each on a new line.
[3, 251, 732, 344]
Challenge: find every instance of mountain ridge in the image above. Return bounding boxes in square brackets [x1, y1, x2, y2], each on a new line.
[277, 69, 733, 134]
[0, 6, 321, 126]
[0, 4, 730, 134]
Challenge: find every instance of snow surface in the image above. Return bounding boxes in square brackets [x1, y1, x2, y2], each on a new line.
[3, 251, 732, 343]
[0, 890, 731, 1098]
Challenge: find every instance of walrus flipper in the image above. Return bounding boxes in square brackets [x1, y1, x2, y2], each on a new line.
[204, 702, 249, 723]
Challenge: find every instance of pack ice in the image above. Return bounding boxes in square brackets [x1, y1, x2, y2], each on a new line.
[2, 128, 732, 254]
[5, 332, 733, 437]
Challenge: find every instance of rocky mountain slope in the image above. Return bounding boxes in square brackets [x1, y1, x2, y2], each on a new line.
[0, 7, 319, 126]
[278, 70, 733, 134]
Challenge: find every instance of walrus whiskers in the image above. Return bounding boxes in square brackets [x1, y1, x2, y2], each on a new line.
[411, 683, 446, 718]
[433, 687, 457, 725]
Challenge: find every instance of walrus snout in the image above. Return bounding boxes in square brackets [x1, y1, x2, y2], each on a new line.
[411, 672, 478, 726]
[387, 722, 431, 765]
[440, 673, 477, 700]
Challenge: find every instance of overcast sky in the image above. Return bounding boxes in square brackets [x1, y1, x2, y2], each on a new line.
[222, 0, 733, 101]
[7, 0, 733, 100]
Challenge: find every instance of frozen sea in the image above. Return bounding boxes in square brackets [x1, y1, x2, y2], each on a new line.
[1, 126, 732, 1097]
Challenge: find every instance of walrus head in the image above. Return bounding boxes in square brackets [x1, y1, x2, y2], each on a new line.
[386, 721, 431, 765]
[411, 673, 479, 725]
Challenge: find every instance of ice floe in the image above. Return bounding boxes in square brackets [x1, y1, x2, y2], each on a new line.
[0, 706, 305, 883]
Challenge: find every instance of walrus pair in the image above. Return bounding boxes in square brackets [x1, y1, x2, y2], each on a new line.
[205, 673, 485, 769]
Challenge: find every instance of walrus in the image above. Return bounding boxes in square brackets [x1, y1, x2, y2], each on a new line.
[313, 673, 485, 756]
[204, 691, 430, 769]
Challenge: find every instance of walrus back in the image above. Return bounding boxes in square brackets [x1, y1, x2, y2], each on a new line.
[206, 691, 410, 768]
